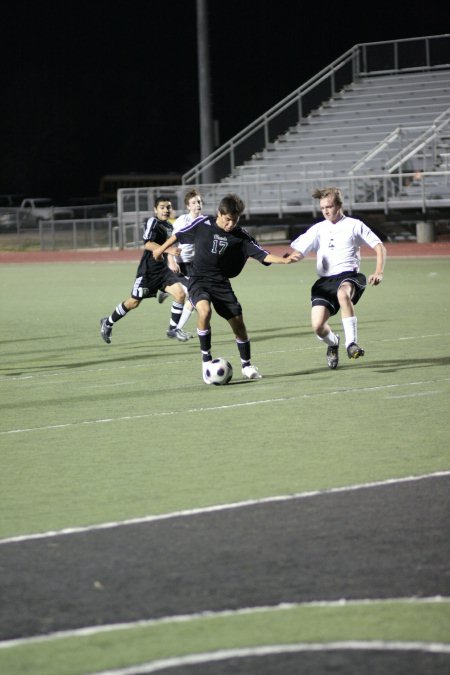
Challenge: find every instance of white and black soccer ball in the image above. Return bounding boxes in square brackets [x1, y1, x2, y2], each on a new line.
[204, 358, 233, 385]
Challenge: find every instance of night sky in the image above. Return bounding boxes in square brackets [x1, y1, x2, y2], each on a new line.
[1, 0, 446, 201]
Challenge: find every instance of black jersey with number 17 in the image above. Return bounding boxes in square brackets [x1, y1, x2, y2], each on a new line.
[175, 215, 271, 280]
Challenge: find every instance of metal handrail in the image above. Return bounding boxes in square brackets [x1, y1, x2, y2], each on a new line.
[387, 109, 450, 172]
[182, 46, 359, 184]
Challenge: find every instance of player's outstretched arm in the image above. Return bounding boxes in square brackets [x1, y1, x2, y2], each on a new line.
[153, 235, 178, 260]
[265, 251, 302, 264]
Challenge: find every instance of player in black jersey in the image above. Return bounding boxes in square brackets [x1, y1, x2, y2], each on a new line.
[99, 197, 190, 344]
[153, 193, 300, 383]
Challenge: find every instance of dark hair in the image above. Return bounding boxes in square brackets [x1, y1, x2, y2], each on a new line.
[184, 189, 202, 206]
[311, 186, 343, 207]
[154, 196, 172, 207]
[218, 193, 245, 217]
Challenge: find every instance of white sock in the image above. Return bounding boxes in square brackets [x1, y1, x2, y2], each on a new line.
[317, 330, 339, 347]
[177, 303, 194, 331]
[342, 316, 357, 347]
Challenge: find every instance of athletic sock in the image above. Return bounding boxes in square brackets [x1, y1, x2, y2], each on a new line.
[342, 316, 357, 347]
[109, 303, 128, 324]
[197, 328, 212, 360]
[236, 338, 251, 366]
[317, 330, 339, 347]
[168, 301, 184, 330]
[177, 303, 194, 331]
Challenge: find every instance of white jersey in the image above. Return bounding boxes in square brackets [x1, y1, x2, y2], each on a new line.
[172, 213, 196, 262]
[290, 215, 382, 277]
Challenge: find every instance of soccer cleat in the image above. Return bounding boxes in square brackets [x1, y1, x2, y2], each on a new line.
[100, 317, 112, 344]
[326, 334, 340, 369]
[166, 327, 192, 342]
[241, 364, 262, 380]
[177, 328, 192, 341]
[202, 361, 213, 384]
[157, 290, 169, 304]
[347, 342, 365, 359]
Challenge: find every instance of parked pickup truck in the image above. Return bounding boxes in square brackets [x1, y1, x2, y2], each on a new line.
[20, 198, 74, 222]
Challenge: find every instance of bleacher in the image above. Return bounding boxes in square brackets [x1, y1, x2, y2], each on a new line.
[118, 35, 450, 242]
[222, 70, 450, 210]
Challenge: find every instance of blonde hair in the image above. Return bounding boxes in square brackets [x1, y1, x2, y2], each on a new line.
[312, 186, 343, 207]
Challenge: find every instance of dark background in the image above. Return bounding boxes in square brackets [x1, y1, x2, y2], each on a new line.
[1, 0, 447, 201]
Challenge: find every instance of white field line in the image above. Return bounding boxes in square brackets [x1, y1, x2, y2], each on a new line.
[0, 398, 288, 435]
[380, 332, 450, 342]
[0, 360, 192, 383]
[1, 376, 449, 437]
[0, 596, 448, 651]
[1, 332, 449, 383]
[1, 470, 449, 545]
[90, 640, 450, 675]
[386, 391, 439, 399]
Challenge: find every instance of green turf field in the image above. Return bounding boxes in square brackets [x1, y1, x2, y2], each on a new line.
[1, 256, 449, 674]
[2, 257, 449, 537]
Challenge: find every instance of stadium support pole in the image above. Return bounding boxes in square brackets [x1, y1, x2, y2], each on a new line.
[196, 0, 215, 184]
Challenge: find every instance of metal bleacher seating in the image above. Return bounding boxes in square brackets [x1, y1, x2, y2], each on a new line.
[225, 70, 450, 209]
[118, 35, 450, 243]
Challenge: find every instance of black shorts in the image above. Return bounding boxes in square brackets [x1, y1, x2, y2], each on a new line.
[131, 267, 181, 300]
[188, 276, 242, 320]
[178, 261, 193, 277]
[311, 271, 366, 316]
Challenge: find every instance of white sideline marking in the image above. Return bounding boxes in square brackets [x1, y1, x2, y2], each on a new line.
[381, 333, 450, 342]
[387, 391, 439, 399]
[1, 470, 449, 545]
[1, 376, 450, 436]
[0, 596, 448, 651]
[1, 332, 449, 383]
[0, 398, 288, 435]
[90, 641, 450, 674]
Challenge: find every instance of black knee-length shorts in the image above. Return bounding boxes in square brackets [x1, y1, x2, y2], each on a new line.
[188, 276, 242, 320]
[311, 271, 366, 316]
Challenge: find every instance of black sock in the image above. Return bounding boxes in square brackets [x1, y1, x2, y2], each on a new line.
[110, 303, 128, 324]
[198, 329, 212, 361]
[169, 302, 184, 329]
[237, 338, 251, 366]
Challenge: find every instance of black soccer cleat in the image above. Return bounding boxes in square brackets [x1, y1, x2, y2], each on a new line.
[100, 317, 112, 344]
[347, 342, 365, 359]
[326, 334, 340, 369]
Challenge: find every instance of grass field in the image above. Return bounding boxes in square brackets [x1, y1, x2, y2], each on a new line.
[1, 255, 449, 674]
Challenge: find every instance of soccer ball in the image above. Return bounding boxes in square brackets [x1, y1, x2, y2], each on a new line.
[204, 358, 233, 385]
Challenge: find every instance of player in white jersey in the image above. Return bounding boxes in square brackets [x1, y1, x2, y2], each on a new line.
[171, 189, 202, 273]
[290, 187, 386, 369]
[158, 189, 203, 336]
